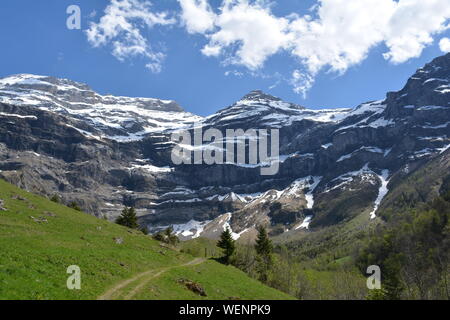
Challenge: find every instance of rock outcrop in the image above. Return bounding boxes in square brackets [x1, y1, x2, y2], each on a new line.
[0, 54, 449, 240]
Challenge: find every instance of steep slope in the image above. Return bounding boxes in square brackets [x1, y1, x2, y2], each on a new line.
[148, 53, 450, 238]
[0, 178, 293, 300]
[0, 54, 449, 240]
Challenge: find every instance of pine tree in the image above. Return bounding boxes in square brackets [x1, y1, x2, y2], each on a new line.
[50, 194, 60, 203]
[255, 225, 274, 282]
[139, 225, 149, 235]
[255, 225, 273, 255]
[152, 227, 178, 244]
[217, 228, 236, 265]
[165, 226, 174, 238]
[165, 226, 179, 245]
[68, 201, 81, 211]
[115, 207, 139, 229]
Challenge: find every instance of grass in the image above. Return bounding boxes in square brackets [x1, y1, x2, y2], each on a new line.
[0, 179, 294, 300]
[180, 237, 221, 258]
[133, 260, 295, 300]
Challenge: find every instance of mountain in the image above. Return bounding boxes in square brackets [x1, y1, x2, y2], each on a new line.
[203, 89, 350, 128]
[0, 53, 449, 241]
[0, 74, 201, 140]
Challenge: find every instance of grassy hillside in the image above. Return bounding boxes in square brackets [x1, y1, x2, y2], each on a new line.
[180, 237, 221, 258]
[132, 260, 294, 300]
[0, 179, 293, 300]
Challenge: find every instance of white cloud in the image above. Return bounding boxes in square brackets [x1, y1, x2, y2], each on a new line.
[146, 61, 164, 73]
[440, 37, 450, 53]
[268, 81, 279, 89]
[288, 0, 450, 91]
[86, 0, 450, 92]
[88, 10, 97, 19]
[179, 0, 215, 34]
[179, 0, 450, 94]
[201, 44, 222, 56]
[289, 0, 396, 74]
[224, 70, 244, 77]
[204, 1, 292, 70]
[86, 0, 176, 73]
[382, 0, 450, 63]
[290, 70, 315, 98]
[181, 0, 292, 69]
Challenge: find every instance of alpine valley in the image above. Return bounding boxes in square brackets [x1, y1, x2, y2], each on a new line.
[1, 52, 449, 300]
[1, 53, 449, 240]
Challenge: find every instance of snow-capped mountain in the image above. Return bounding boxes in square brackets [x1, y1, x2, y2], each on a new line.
[0, 54, 449, 240]
[0, 74, 202, 141]
[204, 89, 351, 128]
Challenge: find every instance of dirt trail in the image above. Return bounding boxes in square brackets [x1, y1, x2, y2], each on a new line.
[97, 257, 206, 300]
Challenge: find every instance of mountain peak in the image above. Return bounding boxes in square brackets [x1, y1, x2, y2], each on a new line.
[384, 52, 449, 116]
[232, 90, 305, 111]
[237, 90, 305, 111]
[241, 90, 282, 102]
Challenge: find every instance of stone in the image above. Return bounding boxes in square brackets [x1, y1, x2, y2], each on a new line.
[0, 199, 7, 211]
[30, 216, 48, 223]
[177, 279, 207, 297]
[113, 237, 124, 244]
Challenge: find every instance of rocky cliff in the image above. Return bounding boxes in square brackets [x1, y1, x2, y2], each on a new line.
[0, 54, 449, 240]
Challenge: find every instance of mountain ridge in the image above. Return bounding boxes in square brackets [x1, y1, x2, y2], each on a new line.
[0, 53, 449, 241]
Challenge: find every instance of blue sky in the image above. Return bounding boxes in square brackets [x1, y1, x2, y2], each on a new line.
[0, 0, 449, 116]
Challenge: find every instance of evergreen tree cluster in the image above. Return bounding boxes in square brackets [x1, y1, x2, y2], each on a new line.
[216, 225, 274, 284]
[153, 226, 180, 246]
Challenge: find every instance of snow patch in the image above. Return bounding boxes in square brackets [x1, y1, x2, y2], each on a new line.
[295, 216, 312, 230]
[0, 112, 37, 120]
[165, 220, 211, 239]
[337, 146, 385, 162]
[417, 105, 449, 111]
[221, 213, 245, 240]
[369, 170, 390, 220]
[324, 163, 375, 193]
[421, 122, 450, 129]
[129, 163, 173, 173]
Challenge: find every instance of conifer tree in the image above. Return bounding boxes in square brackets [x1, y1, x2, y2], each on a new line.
[68, 201, 81, 211]
[255, 225, 274, 282]
[165, 226, 179, 245]
[152, 226, 179, 244]
[115, 207, 139, 229]
[217, 227, 236, 265]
